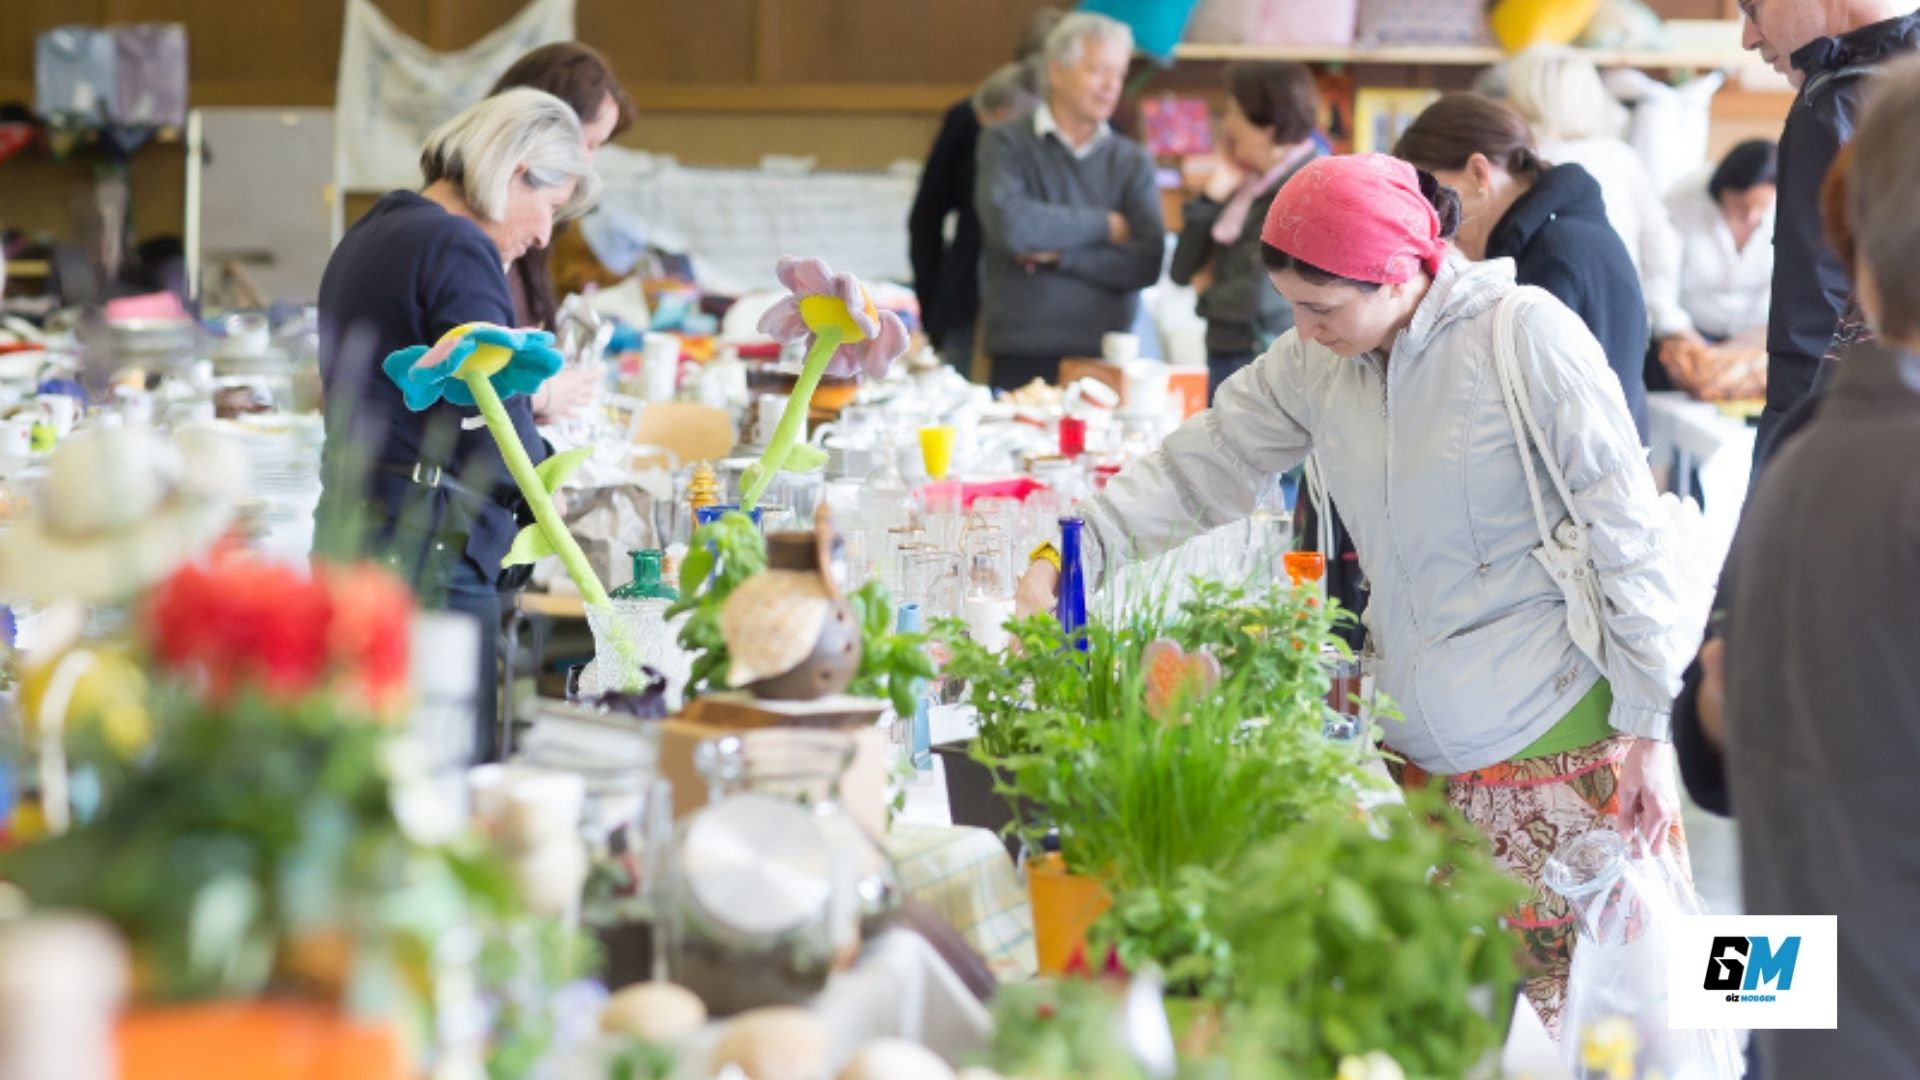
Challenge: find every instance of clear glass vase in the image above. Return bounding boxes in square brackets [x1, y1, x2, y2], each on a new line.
[583, 598, 692, 710]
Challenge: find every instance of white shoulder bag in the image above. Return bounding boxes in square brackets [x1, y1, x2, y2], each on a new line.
[1491, 291, 1611, 668]
[1491, 290, 1718, 671]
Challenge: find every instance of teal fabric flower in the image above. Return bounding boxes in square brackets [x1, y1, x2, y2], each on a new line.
[382, 324, 564, 411]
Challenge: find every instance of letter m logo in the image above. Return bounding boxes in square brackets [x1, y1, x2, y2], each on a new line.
[1744, 935, 1800, 991]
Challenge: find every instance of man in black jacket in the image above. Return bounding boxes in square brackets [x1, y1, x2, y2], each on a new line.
[1695, 63, 1920, 1073]
[1743, 0, 1920, 460]
[907, 10, 1059, 373]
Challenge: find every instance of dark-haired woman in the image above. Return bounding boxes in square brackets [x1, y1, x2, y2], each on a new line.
[1669, 139, 1777, 344]
[490, 42, 632, 426]
[1015, 154, 1692, 1034]
[1170, 61, 1321, 400]
[1395, 93, 1651, 441]
[490, 42, 635, 331]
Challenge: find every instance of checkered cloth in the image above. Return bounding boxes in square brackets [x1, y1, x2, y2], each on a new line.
[885, 823, 1036, 981]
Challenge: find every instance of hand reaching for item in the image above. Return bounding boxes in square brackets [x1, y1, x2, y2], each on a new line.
[532, 360, 606, 424]
[1202, 159, 1245, 203]
[1013, 558, 1059, 620]
[1616, 737, 1682, 857]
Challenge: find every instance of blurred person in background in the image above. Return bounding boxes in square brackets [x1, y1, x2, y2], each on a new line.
[1699, 58, 1920, 1075]
[1668, 139, 1776, 344]
[976, 12, 1165, 392]
[1506, 46, 1685, 354]
[1170, 61, 1322, 400]
[490, 43, 633, 428]
[1396, 93, 1650, 440]
[1650, 140, 1778, 403]
[908, 7, 1055, 374]
[1734, 0, 1919, 457]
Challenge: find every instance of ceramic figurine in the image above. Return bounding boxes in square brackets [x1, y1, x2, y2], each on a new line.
[717, 508, 861, 700]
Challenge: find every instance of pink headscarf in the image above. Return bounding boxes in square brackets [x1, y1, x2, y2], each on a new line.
[1259, 154, 1446, 285]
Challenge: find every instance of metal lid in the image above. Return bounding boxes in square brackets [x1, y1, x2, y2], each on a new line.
[680, 793, 833, 938]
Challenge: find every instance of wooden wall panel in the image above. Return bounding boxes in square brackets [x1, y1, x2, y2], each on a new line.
[765, 0, 1056, 84]
[0, 0, 114, 97]
[579, 0, 757, 85]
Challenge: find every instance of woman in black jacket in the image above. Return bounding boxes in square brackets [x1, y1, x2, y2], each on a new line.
[1397, 93, 1650, 441]
[1169, 61, 1321, 400]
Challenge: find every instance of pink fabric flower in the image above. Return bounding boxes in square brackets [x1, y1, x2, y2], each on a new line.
[756, 256, 911, 379]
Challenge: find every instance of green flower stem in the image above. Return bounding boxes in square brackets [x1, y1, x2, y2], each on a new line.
[741, 324, 842, 511]
[465, 371, 612, 611]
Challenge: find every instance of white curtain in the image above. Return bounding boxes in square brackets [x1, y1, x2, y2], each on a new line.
[333, 0, 575, 192]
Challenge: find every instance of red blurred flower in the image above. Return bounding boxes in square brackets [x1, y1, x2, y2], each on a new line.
[143, 555, 413, 712]
[321, 563, 412, 713]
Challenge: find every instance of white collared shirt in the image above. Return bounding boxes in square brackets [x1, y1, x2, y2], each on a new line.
[1033, 102, 1111, 161]
[1666, 176, 1774, 340]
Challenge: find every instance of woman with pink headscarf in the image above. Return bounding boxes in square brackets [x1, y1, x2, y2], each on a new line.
[1019, 154, 1694, 1034]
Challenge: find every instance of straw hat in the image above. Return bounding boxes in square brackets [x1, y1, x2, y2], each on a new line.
[0, 425, 247, 604]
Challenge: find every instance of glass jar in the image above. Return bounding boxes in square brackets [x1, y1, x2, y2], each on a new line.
[693, 729, 900, 934]
[657, 729, 900, 1016]
[516, 705, 671, 986]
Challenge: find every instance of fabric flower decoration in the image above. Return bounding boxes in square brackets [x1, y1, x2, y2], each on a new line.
[381, 322, 563, 410]
[384, 322, 640, 677]
[757, 257, 910, 380]
[740, 256, 911, 510]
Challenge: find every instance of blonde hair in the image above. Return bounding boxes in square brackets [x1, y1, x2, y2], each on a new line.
[1044, 12, 1133, 70]
[419, 88, 600, 224]
[1505, 46, 1618, 143]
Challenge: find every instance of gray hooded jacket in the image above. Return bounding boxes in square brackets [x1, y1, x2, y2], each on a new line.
[1080, 257, 1688, 773]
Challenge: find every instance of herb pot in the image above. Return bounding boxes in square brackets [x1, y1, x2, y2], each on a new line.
[118, 1002, 406, 1080]
[933, 739, 1036, 860]
[1026, 851, 1111, 976]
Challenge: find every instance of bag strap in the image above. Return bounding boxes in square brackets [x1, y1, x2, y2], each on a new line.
[1304, 453, 1334, 556]
[1491, 290, 1588, 543]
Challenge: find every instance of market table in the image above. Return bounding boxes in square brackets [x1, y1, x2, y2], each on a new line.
[1645, 391, 1756, 572]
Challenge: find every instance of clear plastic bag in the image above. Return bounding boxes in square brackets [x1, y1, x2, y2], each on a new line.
[1544, 830, 1744, 1079]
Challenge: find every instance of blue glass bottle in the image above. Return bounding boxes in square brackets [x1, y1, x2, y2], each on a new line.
[1057, 517, 1089, 651]
[896, 602, 932, 770]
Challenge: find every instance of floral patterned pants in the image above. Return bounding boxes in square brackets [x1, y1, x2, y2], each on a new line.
[1390, 734, 1692, 1040]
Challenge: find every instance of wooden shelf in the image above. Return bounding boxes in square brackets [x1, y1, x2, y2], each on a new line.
[1173, 21, 1755, 70]
[1173, 41, 1751, 68]
[625, 81, 975, 113]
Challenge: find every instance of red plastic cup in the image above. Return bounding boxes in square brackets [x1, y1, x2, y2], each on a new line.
[1058, 416, 1088, 457]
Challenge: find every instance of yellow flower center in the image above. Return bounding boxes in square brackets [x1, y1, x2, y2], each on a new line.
[798, 291, 876, 344]
[440, 322, 516, 379]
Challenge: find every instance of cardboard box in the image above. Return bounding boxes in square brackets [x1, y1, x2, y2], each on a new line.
[1056, 358, 1125, 402]
[657, 695, 893, 839]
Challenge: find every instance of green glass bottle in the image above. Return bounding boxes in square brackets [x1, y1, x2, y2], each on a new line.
[611, 549, 678, 601]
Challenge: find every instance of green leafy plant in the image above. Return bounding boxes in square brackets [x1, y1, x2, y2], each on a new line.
[1164, 577, 1355, 722]
[1218, 788, 1526, 1080]
[986, 978, 1159, 1080]
[956, 580, 1384, 1000]
[934, 611, 1116, 761]
[668, 510, 769, 699]
[845, 577, 937, 717]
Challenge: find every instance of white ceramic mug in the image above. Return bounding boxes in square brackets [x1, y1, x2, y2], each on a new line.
[1101, 331, 1142, 366]
[641, 332, 680, 402]
[755, 393, 790, 446]
[0, 420, 31, 475]
[36, 394, 78, 437]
